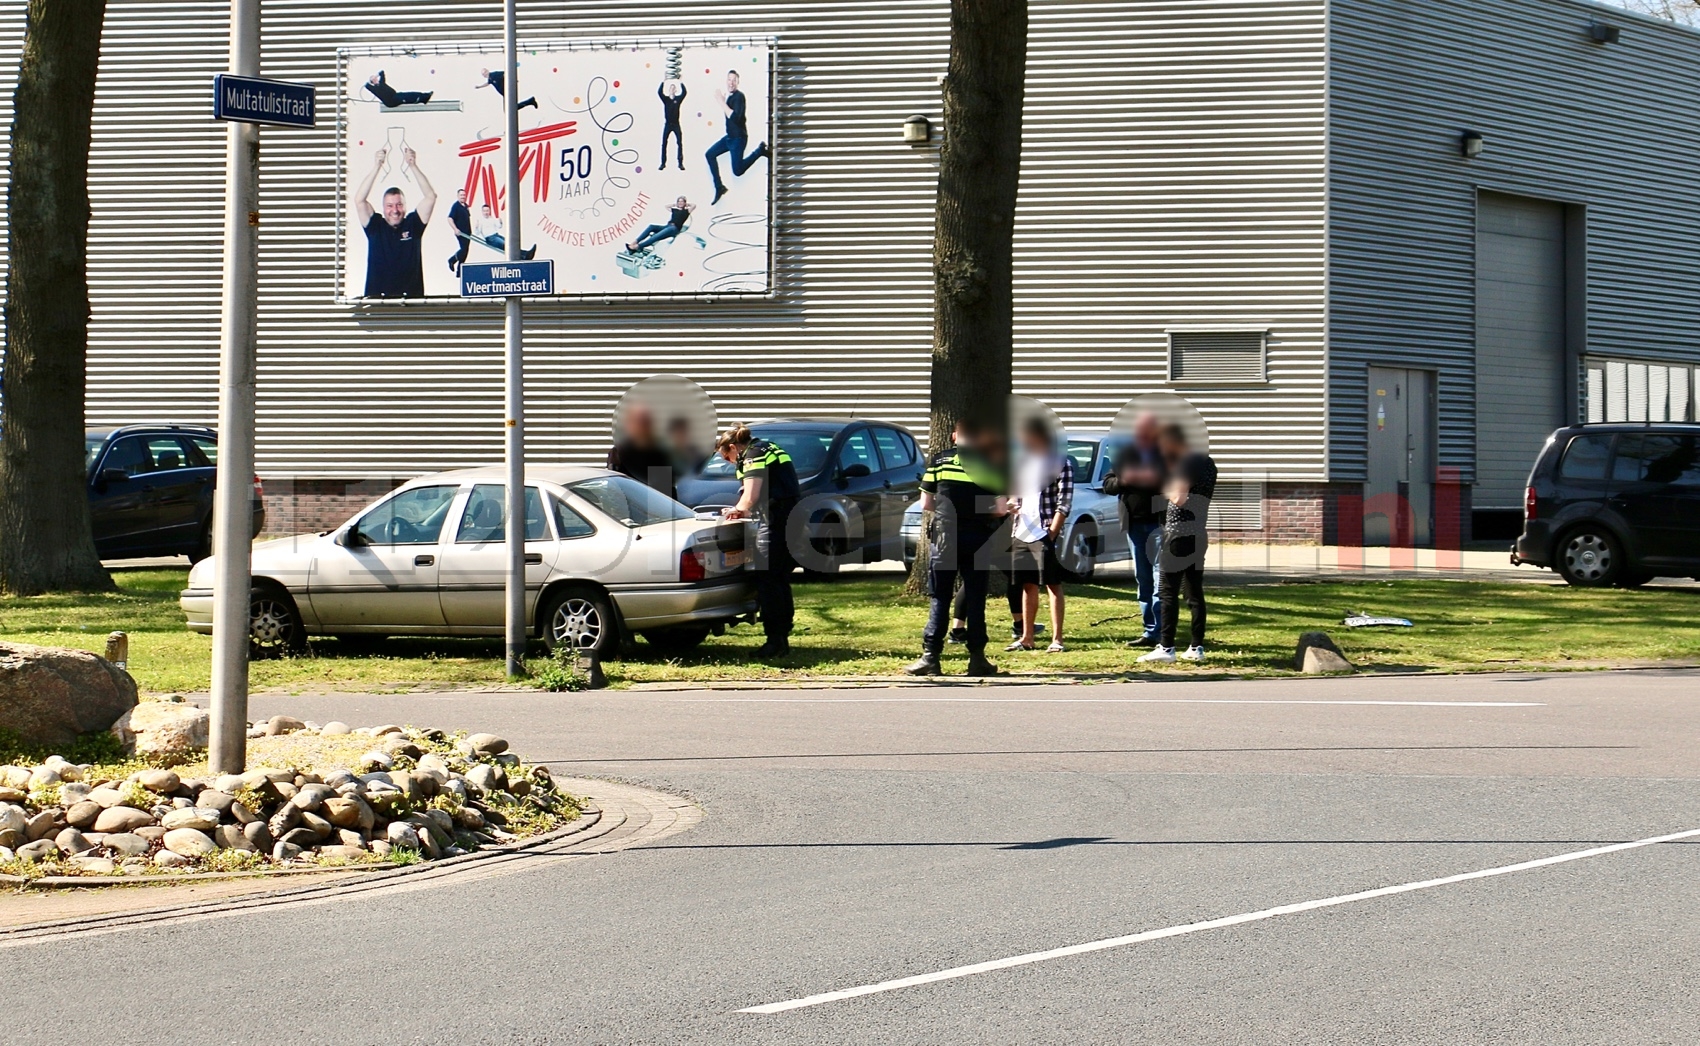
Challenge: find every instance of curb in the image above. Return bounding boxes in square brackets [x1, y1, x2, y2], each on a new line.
[0, 802, 601, 891]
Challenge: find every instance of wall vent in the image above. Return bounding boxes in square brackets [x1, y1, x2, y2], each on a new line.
[1168, 329, 1268, 383]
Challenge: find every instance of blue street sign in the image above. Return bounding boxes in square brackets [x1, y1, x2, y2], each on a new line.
[213, 73, 317, 128]
[460, 260, 556, 298]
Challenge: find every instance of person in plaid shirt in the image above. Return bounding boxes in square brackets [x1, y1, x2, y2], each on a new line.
[1007, 415, 1074, 653]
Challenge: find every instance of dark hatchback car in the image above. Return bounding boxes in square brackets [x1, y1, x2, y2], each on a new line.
[674, 418, 925, 566]
[1513, 423, 1700, 587]
[86, 424, 265, 561]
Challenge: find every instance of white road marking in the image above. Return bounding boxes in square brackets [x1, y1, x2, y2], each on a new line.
[664, 698, 1541, 707]
[738, 825, 1700, 1014]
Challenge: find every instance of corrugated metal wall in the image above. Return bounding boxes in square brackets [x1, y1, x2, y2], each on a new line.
[0, 0, 1327, 483]
[1328, 0, 1700, 484]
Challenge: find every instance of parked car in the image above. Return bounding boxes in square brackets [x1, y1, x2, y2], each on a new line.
[1512, 423, 1700, 587]
[85, 424, 264, 562]
[180, 466, 755, 657]
[900, 431, 1134, 580]
[674, 418, 925, 566]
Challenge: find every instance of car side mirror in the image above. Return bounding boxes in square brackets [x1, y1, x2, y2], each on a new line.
[839, 463, 872, 481]
[97, 468, 128, 487]
[335, 527, 367, 549]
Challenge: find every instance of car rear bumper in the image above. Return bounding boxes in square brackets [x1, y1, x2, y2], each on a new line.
[612, 577, 757, 630]
[1512, 522, 1552, 568]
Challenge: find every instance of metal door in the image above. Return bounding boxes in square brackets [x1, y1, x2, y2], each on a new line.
[305, 484, 459, 629]
[1366, 367, 1434, 546]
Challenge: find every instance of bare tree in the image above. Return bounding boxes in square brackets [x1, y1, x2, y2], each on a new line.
[906, 0, 1029, 595]
[0, 0, 113, 595]
[1606, 0, 1700, 25]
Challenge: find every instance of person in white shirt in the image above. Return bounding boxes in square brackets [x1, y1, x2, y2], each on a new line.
[1006, 416, 1073, 653]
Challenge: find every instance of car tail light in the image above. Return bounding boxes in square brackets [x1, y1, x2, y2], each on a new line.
[1524, 485, 1538, 522]
[680, 548, 707, 583]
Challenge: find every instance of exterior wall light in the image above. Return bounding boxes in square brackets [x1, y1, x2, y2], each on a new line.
[903, 114, 932, 145]
[1460, 130, 1485, 159]
[1588, 22, 1622, 44]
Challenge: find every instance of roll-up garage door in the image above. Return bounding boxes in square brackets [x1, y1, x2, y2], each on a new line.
[1474, 193, 1567, 509]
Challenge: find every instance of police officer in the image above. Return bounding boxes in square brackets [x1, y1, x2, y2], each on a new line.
[717, 423, 800, 659]
[906, 416, 1008, 677]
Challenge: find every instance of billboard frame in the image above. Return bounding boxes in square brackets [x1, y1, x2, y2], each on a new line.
[334, 34, 779, 306]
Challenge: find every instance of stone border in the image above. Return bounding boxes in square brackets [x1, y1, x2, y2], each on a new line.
[0, 802, 601, 890]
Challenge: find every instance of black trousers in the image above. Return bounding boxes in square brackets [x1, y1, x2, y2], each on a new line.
[951, 567, 1022, 627]
[1158, 565, 1206, 649]
[754, 501, 796, 642]
[925, 564, 989, 656]
[661, 122, 683, 166]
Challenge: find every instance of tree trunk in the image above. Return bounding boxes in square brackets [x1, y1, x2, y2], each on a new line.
[906, 0, 1028, 595]
[0, 0, 112, 595]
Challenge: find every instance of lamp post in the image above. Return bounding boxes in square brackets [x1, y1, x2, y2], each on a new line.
[209, 0, 262, 774]
[502, 0, 527, 678]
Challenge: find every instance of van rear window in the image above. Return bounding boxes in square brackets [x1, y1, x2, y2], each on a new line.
[1558, 434, 1612, 481]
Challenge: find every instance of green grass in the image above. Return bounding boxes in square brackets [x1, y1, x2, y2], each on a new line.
[1, 568, 1695, 694]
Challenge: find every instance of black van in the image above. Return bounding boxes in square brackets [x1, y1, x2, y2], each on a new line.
[1512, 423, 1700, 586]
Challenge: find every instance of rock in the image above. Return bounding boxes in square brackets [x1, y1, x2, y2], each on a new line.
[229, 801, 258, 825]
[215, 824, 255, 851]
[109, 702, 209, 761]
[54, 827, 91, 855]
[321, 721, 352, 735]
[280, 826, 320, 849]
[336, 828, 366, 848]
[0, 641, 138, 749]
[44, 756, 82, 782]
[1295, 631, 1354, 674]
[322, 769, 356, 788]
[272, 780, 298, 802]
[25, 809, 60, 841]
[0, 845, 11, 861]
[264, 715, 307, 736]
[29, 765, 62, 788]
[372, 724, 403, 737]
[87, 787, 126, 809]
[442, 779, 468, 801]
[65, 800, 102, 829]
[214, 774, 247, 795]
[290, 783, 335, 812]
[103, 833, 149, 857]
[0, 786, 25, 804]
[15, 838, 59, 863]
[242, 821, 273, 851]
[369, 839, 393, 857]
[136, 768, 181, 794]
[196, 789, 237, 814]
[508, 777, 531, 798]
[93, 807, 154, 833]
[154, 849, 191, 868]
[385, 822, 420, 850]
[322, 797, 362, 829]
[163, 828, 217, 857]
[359, 751, 394, 773]
[315, 844, 366, 861]
[270, 841, 303, 863]
[463, 764, 504, 796]
[494, 753, 521, 768]
[452, 806, 487, 831]
[422, 808, 455, 836]
[267, 805, 301, 836]
[416, 754, 451, 781]
[59, 782, 91, 805]
[0, 766, 27, 788]
[161, 808, 219, 832]
[463, 732, 509, 757]
[69, 855, 116, 875]
[298, 811, 334, 840]
[134, 825, 167, 843]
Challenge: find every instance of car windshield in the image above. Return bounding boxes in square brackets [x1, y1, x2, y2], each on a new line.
[85, 436, 106, 472]
[1066, 439, 1099, 480]
[569, 474, 693, 527]
[697, 426, 841, 479]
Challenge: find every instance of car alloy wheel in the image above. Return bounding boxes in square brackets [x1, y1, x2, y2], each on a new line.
[550, 596, 606, 651]
[248, 588, 305, 657]
[1059, 520, 1097, 581]
[1559, 528, 1617, 586]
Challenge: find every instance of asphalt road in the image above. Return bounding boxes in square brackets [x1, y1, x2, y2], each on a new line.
[8, 670, 1700, 1044]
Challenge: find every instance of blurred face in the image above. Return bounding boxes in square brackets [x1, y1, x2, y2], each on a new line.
[1159, 432, 1186, 464]
[1021, 426, 1049, 454]
[1134, 412, 1160, 447]
[621, 405, 657, 446]
[382, 191, 406, 227]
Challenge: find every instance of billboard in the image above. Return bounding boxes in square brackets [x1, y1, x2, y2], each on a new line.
[338, 38, 774, 302]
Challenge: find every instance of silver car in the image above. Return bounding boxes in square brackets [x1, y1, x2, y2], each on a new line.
[181, 466, 755, 657]
[901, 432, 1133, 580]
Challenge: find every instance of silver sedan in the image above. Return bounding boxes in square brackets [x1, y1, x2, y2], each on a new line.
[181, 466, 755, 657]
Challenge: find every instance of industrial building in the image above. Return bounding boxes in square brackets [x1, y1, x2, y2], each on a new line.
[2, 0, 1698, 543]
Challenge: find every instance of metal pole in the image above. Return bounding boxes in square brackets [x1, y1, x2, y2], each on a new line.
[209, 0, 261, 774]
[502, 0, 527, 677]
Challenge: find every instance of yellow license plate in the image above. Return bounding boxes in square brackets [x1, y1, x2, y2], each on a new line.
[722, 549, 748, 568]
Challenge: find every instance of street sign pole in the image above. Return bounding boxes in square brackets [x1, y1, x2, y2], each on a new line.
[209, 0, 261, 774]
[503, 0, 527, 678]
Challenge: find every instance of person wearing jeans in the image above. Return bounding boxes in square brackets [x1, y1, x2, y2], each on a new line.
[1140, 424, 1217, 664]
[705, 70, 770, 204]
[1102, 411, 1167, 646]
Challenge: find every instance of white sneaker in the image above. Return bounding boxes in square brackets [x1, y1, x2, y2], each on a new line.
[1179, 646, 1205, 662]
[1138, 646, 1176, 664]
